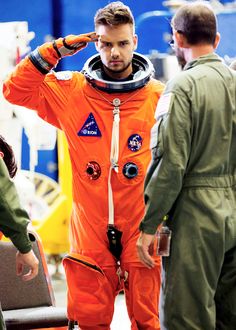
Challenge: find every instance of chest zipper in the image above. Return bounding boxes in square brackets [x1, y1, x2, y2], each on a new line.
[108, 98, 121, 227]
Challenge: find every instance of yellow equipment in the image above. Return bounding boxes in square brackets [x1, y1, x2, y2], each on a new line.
[31, 130, 72, 256]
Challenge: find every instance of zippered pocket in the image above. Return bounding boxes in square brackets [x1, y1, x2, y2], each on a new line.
[63, 253, 114, 325]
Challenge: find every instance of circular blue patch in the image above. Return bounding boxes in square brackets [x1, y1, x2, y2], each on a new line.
[128, 134, 143, 152]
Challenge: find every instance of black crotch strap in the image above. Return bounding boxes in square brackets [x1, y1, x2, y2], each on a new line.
[107, 224, 123, 261]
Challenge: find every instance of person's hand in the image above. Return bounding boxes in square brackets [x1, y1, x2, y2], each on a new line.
[52, 32, 98, 58]
[16, 249, 39, 281]
[29, 32, 98, 73]
[136, 232, 156, 269]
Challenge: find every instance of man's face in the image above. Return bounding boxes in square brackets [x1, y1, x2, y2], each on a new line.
[95, 23, 137, 79]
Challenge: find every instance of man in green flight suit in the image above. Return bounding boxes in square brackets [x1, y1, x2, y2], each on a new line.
[0, 136, 39, 330]
[137, 1, 236, 329]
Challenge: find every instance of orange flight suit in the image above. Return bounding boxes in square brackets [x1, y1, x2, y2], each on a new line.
[3, 57, 164, 330]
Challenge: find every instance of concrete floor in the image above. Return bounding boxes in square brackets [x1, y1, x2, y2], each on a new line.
[50, 265, 131, 329]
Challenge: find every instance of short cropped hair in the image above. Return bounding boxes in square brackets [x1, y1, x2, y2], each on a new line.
[172, 1, 217, 45]
[94, 1, 135, 32]
[0, 135, 17, 178]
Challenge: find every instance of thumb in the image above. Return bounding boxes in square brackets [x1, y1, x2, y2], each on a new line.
[16, 261, 23, 276]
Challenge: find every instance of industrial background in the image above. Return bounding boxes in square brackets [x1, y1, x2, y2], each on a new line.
[1, 0, 236, 181]
[1, 1, 236, 328]
[1, 0, 236, 72]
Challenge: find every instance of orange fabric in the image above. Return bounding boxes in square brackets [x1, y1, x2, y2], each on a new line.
[123, 264, 161, 330]
[37, 33, 96, 67]
[63, 254, 119, 328]
[63, 254, 160, 330]
[3, 57, 164, 328]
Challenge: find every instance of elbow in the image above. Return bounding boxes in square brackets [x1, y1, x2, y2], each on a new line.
[3, 82, 28, 107]
[2, 82, 14, 104]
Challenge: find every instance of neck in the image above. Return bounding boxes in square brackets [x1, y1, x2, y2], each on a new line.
[185, 44, 215, 63]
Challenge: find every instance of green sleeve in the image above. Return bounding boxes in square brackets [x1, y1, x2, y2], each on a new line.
[140, 87, 192, 234]
[0, 158, 31, 253]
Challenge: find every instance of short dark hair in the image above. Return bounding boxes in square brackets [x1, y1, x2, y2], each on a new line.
[0, 135, 17, 178]
[172, 1, 217, 45]
[94, 1, 134, 31]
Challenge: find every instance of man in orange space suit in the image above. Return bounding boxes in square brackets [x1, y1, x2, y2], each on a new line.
[3, 2, 164, 329]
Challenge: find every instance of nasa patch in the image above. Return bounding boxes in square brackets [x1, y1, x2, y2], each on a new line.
[78, 113, 102, 137]
[128, 134, 143, 152]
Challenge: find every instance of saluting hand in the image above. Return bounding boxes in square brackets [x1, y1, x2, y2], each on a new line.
[52, 32, 99, 58]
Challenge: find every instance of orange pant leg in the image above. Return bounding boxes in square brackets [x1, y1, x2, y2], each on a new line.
[63, 254, 120, 329]
[79, 265, 120, 330]
[123, 264, 161, 330]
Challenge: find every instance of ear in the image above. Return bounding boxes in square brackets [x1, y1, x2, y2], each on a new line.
[0, 151, 4, 158]
[214, 32, 220, 49]
[133, 34, 138, 51]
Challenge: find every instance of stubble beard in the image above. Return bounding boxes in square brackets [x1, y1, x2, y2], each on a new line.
[103, 60, 132, 75]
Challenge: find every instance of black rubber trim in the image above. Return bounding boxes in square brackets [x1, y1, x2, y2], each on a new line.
[62, 37, 77, 50]
[53, 40, 62, 58]
[66, 255, 104, 275]
[28, 53, 49, 74]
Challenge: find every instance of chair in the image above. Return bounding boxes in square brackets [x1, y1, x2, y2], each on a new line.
[0, 231, 68, 329]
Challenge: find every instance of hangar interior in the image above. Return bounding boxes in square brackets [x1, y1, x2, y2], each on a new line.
[0, 1, 236, 329]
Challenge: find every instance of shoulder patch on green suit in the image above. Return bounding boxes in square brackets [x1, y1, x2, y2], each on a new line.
[155, 93, 173, 120]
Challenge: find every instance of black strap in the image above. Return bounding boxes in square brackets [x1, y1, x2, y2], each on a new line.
[63, 37, 77, 50]
[53, 40, 62, 58]
[28, 52, 50, 74]
[68, 320, 78, 329]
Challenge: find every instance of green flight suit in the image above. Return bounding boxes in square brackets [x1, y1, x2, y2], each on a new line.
[140, 54, 236, 330]
[0, 157, 32, 330]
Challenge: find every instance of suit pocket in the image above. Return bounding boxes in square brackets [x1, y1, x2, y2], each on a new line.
[63, 253, 114, 324]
